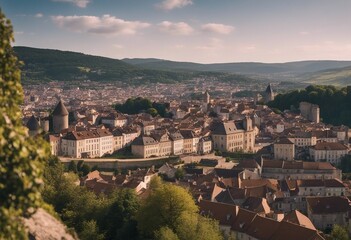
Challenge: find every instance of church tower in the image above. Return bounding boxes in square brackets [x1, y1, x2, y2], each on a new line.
[264, 84, 275, 103]
[204, 90, 210, 104]
[53, 100, 69, 133]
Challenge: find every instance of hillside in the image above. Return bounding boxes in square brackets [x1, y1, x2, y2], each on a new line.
[302, 66, 351, 86]
[14, 47, 199, 84]
[14, 46, 258, 85]
[123, 58, 351, 77]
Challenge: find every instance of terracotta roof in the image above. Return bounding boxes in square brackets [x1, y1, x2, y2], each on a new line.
[245, 214, 281, 240]
[231, 208, 257, 233]
[283, 210, 316, 230]
[312, 142, 348, 151]
[242, 197, 271, 214]
[198, 200, 238, 226]
[271, 221, 324, 240]
[275, 137, 294, 145]
[132, 135, 158, 146]
[211, 121, 238, 135]
[63, 129, 112, 140]
[307, 196, 351, 214]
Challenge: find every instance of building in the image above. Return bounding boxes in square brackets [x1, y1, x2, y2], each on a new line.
[288, 131, 317, 147]
[261, 159, 342, 180]
[306, 196, 351, 231]
[309, 142, 349, 165]
[274, 138, 295, 161]
[264, 83, 275, 103]
[211, 118, 255, 153]
[299, 102, 320, 123]
[61, 129, 113, 158]
[53, 100, 69, 134]
[152, 132, 172, 157]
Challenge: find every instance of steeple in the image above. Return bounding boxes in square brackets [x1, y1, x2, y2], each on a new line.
[264, 83, 275, 103]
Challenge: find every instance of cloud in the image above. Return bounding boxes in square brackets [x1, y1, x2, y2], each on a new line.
[201, 23, 234, 35]
[113, 44, 124, 49]
[157, 0, 193, 10]
[35, 13, 44, 18]
[52, 15, 150, 35]
[52, 0, 90, 8]
[158, 21, 193, 35]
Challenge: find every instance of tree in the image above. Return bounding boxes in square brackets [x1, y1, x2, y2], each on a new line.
[68, 160, 78, 173]
[155, 227, 180, 240]
[175, 168, 185, 180]
[80, 164, 91, 176]
[330, 225, 348, 240]
[147, 107, 158, 117]
[0, 9, 50, 239]
[137, 181, 223, 240]
[79, 220, 104, 240]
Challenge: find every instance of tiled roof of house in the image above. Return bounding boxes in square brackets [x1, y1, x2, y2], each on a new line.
[306, 196, 351, 214]
[283, 210, 316, 230]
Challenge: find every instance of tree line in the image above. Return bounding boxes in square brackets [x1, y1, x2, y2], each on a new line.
[268, 85, 351, 127]
[114, 97, 172, 117]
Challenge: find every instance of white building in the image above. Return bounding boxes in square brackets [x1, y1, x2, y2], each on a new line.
[309, 142, 349, 165]
[61, 129, 113, 158]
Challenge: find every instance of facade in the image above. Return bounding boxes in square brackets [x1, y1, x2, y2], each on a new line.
[169, 131, 184, 155]
[131, 136, 159, 158]
[198, 136, 212, 154]
[211, 118, 255, 153]
[309, 142, 348, 165]
[61, 129, 113, 158]
[53, 100, 69, 134]
[181, 130, 199, 154]
[274, 138, 295, 161]
[289, 131, 317, 147]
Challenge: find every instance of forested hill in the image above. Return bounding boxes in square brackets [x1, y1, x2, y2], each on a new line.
[268, 85, 351, 127]
[13, 46, 257, 85]
[14, 46, 197, 84]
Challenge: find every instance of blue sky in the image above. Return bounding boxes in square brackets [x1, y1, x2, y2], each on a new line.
[1, 0, 351, 63]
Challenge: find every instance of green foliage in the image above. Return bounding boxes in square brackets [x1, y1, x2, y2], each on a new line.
[115, 97, 171, 117]
[80, 164, 91, 176]
[42, 158, 140, 240]
[155, 227, 180, 240]
[175, 168, 185, 180]
[339, 155, 351, 173]
[0, 9, 50, 239]
[137, 180, 223, 240]
[329, 225, 348, 240]
[268, 85, 351, 126]
[68, 160, 77, 173]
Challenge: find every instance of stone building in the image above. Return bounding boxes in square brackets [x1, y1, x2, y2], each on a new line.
[299, 102, 320, 123]
[309, 142, 349, 165]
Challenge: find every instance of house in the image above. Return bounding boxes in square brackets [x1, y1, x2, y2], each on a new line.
[309, 142, 348, 165]
[306, 196, 351, 231]
[101, 112, 127, 128]
[152, 131, 172, 157]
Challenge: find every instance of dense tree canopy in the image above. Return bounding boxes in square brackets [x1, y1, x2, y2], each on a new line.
[137, 181, 223, 240]
[268, 85, 351, 127]
[0, 9, 50, 239]
[115, 97, 171, 117]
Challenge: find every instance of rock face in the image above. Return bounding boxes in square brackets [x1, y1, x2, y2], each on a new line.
[23, 208, 76, 240]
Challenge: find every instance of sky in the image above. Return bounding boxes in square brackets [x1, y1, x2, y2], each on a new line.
[1, 0, 351, 63]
